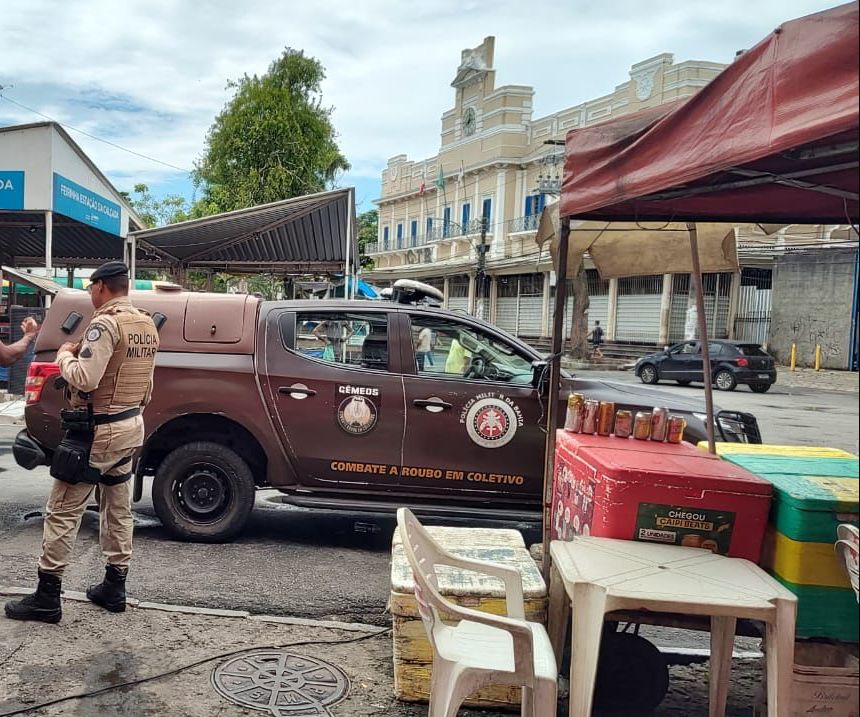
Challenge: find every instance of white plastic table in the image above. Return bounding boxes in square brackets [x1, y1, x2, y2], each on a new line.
[547, 537, 797, 717]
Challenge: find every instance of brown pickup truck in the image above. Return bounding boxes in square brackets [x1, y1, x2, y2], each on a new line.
[13, 286, 761, 542]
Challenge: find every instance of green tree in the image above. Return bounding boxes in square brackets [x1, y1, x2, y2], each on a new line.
[357, 209, 377, 269]
[193, 48, 350, 215]
[123, 183, 190, 228]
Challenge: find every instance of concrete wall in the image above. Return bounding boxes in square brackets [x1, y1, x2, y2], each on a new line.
[770, 248, 858, 369]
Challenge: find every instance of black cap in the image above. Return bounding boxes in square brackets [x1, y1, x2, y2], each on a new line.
[90, 261, 129, 282]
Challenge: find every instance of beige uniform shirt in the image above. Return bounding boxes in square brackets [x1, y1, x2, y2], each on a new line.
[56, 297, 155, 461]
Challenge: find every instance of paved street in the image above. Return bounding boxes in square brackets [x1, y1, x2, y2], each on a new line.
[0, 373, 856, 715]
[2, 370, 857, 624]
[582, 367, 860, 453]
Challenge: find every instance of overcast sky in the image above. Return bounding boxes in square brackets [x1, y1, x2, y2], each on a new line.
[0, 0, 841, 213]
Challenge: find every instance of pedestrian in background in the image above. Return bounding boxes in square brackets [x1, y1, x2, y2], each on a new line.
[590, 320, 605, 359]
[415, 326, 434, 371]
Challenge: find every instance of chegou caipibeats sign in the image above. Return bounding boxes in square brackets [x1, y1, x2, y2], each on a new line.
[52, 173, 121, 236]
[0, 170, 25, 209]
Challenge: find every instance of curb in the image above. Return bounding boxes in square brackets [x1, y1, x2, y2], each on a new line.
[0, 586, 387, 635]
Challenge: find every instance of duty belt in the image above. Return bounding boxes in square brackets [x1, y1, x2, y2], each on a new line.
[92, 407, 141, 425]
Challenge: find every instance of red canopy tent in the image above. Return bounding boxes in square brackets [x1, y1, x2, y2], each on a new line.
[541, 1, 859, 572]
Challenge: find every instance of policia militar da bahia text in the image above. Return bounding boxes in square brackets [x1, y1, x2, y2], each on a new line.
[5, 261, 160, 623]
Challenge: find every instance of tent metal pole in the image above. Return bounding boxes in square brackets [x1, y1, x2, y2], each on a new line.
[44, 211, 53, 309]
[345, 188, 354, 299]
[541, 214, 571, 578]
[129, 236, 137, 283]
[688, 222, 716, 454]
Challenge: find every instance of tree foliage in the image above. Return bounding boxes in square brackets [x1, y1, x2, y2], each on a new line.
[123, 183, 190, 228]
[193, 48, 350, 215]
[357, 209, 377, 269]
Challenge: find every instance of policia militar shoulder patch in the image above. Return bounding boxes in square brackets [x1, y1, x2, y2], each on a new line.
[86, 323, 108, 343]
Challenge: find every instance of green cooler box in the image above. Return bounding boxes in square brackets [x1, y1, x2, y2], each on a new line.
[720, 450, 859, 642]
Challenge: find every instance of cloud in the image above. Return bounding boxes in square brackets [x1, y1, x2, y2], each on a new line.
[1, 0, 838, 209]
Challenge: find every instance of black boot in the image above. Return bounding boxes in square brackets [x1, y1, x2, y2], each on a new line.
[86, 565, 127, 613]
[4, 571, 62, 623]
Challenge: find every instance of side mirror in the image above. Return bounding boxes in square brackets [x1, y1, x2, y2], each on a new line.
[663, 346, 670, 354]
[531, 360, 549, 395]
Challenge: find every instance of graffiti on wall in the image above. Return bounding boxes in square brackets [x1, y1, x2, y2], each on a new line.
[772, 314, 844, 358]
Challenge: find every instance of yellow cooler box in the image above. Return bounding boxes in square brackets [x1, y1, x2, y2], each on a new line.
[390, 526, 546, 707]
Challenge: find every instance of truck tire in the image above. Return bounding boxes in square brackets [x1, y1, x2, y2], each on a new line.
[153, 442, 255, 542]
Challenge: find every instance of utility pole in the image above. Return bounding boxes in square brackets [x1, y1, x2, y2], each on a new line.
[475, 216, 489, 318]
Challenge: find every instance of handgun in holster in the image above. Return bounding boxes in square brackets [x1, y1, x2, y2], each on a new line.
[52, 395, 98, 485]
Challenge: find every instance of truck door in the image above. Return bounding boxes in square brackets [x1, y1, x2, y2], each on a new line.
[397, 312, 544, 507]
[260, 308, 405, 491]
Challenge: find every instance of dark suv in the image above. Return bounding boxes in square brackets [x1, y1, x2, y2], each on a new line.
[635, 340, 777, 393]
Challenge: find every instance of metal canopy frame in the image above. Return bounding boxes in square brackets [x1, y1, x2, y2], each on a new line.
[132, 188, 358, 293]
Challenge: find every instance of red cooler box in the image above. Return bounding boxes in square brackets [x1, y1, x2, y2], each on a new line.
[551, 431, 772, 562]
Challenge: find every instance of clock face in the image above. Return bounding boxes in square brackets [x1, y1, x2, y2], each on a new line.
[463, 107, 477, 136]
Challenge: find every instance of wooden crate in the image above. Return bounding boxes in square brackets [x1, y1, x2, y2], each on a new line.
[390, 529, 546, 708]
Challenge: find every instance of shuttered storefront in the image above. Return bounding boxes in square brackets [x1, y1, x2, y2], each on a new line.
[668, 272, 733, 342]
[616, 275, 663, 342]
[668, 274, 691, 342]
[562, 270, 608, 338]
[733, 268, 772, 344]
[446, 275, 470, 314]
[495, 273, 544, 337]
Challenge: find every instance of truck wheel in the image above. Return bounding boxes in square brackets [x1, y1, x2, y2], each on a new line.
[750, 383, 772, 393]
[153, 442, 255, 542]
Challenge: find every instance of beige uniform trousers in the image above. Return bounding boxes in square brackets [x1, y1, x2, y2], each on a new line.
[38, 415, 143, 577]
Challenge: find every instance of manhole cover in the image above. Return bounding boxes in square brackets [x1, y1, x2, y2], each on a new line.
[212, 651, 349, 716]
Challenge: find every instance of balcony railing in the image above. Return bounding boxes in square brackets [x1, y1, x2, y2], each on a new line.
[368, 218, 490, 254]
[508, 215, 540, 233]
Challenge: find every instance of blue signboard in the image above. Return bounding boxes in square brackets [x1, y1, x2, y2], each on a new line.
[52, 173, 121, 236]
[0, 170, 25, 210]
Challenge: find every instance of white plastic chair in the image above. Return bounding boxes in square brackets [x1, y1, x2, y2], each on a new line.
[396, 508, 557, 717]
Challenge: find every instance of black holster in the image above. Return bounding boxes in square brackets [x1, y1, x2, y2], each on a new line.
[50, 407, 137, 486]
[50, 429, 100, 485]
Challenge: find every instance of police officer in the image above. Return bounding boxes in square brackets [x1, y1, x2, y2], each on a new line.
[5, 262, 159, 623]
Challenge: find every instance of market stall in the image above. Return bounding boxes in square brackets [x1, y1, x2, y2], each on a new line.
[539, 2, 859, 713]
[542, 0, 859, 569]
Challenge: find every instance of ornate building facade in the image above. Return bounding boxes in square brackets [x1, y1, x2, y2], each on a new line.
[367, 38, 776, 347]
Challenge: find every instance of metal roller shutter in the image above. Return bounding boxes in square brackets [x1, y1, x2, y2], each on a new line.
[446, 275, 470, 314]
[616, 275, 663, 342]
[516, 274, 544, 337]
[586, 296, 609, 329]
[447, 297, 469, 313]
[496, 297, 518, 332]
[703, 272, 732, 339]
[668, 272, 734, 342]
[734, 269, 772, 344]
[669, 274, 691, 342]
[518, 296, 543, 336]
[562, 270, 608, 338]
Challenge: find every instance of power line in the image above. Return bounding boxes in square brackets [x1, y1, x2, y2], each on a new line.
[0, 92, 192, 174]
